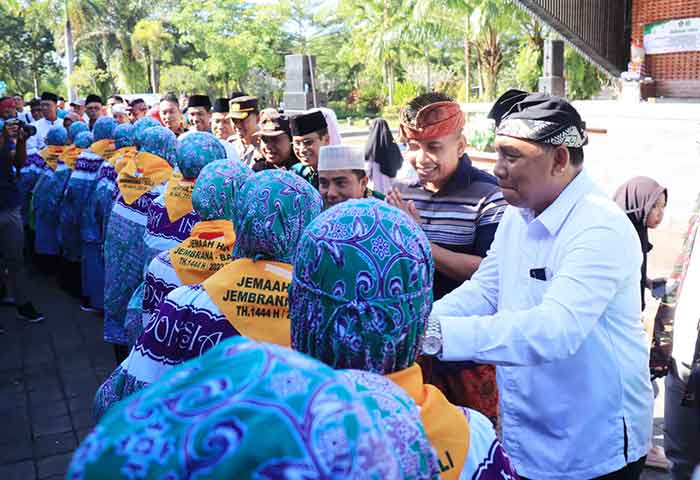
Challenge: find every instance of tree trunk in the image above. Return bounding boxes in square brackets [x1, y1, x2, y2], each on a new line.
[151, 60, 160, 93]
[426, 47, 431, 91]
[64, 4, 76, 101]
[464, 16, 470, 102]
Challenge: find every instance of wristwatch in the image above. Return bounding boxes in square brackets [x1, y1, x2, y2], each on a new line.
[422, 314, 443, 356]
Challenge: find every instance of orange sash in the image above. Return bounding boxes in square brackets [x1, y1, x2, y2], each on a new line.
[39, 145, 66, 171]
[113, 146, 138, 170]
[164, 171, 196, 223]
[90, 139, 116, 160]
[170, 220, 236, 285]
[60, 145, 86, 170]
[203, 258, 292, 346]
[117, 151, 173, 205]
[387, 364, 470, 479]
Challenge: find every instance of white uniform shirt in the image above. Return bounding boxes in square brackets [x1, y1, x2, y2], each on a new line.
[28, 117, 63, 152]
[433, 170, 653, 479]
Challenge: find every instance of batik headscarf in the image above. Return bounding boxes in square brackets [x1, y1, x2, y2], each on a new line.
[74, 131, 93, 149]
[232, 169, 323, 263]
[489, 89, 588, 148]
[67, 337, 438, 479]
[139, 126, 177, 165]
[113, 123, 134, 150]
[291, 199, 434, 374]
[192, 159, 252, 221]
[90, 117, 117, 159]
[132, 116, 161, 148]
[39, 127, 68, 170]
[175, 132, 227, 179]
[67, 121, 89, 143]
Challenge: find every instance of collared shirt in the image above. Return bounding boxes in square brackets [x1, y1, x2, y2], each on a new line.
[432, 170, 653, 479]
[28, 117, 62, 152]
[234, 139, 260, 168]
[218, 139, 240, 163]
[398, 155, 507, 299]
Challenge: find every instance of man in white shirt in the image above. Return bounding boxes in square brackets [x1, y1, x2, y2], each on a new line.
[28, 92, 62, 152]
[210, 98, 240, 162]
[422, 90, 653, 479]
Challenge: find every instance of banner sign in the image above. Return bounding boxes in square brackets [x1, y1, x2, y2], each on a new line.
[644, 18, 700, 55]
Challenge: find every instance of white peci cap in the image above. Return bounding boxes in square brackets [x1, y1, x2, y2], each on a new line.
[317, 145, 365, 172]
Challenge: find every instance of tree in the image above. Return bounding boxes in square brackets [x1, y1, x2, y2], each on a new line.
[132, 19, 173, 93]
[565, 45, 604, 100]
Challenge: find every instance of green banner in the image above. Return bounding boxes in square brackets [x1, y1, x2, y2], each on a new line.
[643, 17, 700, 55]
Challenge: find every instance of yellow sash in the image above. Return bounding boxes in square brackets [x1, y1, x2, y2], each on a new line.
[39, 145, 66, 171]
[90, 139, 116, 160]
[164, 171, 196, 223]
[113, 146, 138, 170]
[117, 151, 173, 205]
[60, 145, 85, 170]
[170, 220, 236, 285]
[203, 258, 292, 347]
[387, 364, 470, 479]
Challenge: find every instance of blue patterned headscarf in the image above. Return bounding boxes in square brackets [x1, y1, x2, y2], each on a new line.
[232, 169, 323, 263]
[192, 159, 252, 221]
[132, 117, 161, 148]
[68, 121, 89, 143]
[92, 116, 117, 141]
[74, 131, 94, 149]
[113, 123, 134, 150]
[46, 126, 68, 146]
[290, 199, 434, 374]
[66, 337, 438, 479]
[140, 126, 177, 165]
[176, 132, 227, 179]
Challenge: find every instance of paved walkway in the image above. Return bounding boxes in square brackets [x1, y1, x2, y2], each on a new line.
[0, 267, 116, 480]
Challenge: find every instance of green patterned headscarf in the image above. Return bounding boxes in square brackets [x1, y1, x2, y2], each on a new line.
[290, 199, 434, 374]
[176, 132, 227, 179]
[67, 337, 438, 479]
[192, 159, 252, 220]
[232, 169, 323, 263]
[132, 117, 161, 148]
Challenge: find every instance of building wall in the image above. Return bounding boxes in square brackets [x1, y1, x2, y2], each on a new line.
[631, 0, 700, 97]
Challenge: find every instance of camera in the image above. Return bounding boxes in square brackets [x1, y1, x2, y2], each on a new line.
[5, 118, 37, 137]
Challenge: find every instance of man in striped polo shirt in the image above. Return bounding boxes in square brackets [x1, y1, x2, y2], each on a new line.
[387, 92, 506, 423]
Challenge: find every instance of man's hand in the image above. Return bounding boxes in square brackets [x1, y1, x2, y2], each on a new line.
[16, 125, 27, 143]
[386, 187, 421, 224]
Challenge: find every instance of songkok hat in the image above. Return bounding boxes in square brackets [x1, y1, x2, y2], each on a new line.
[85, 94, 103, 105]
[40, 92, 58, 103]
[290, 110, 327, 137]
[490, 89, 588, 148]
[211, 98, 230, 113]
[253, 114, 291, 138]
[317, 145, 365, 172]
[186, 94, 211, 111]
[228, 96, 258, 119]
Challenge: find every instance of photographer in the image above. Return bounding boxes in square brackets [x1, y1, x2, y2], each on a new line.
[0, 119, 45, 324]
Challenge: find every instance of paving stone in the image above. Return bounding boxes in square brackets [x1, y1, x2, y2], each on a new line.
[0, 439, 33, 464]
[0, 460, 35, 480]
[37, 453, 72, 479]
[28, 386, 64, 404]
[68, 395, 93, 414]
[76, 428, 93, 443]
[26, 378, 61, 393]
[70, 410, 94, 430]
[30, 402, 69, 422]
[2, 419, 32, 443]
[33, 431, 77, 459]
[33, 414, 72, 438]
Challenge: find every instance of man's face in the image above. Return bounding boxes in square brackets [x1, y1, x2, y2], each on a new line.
[232, 114, 258, 143]
[107, 98, 121, 115]
[86, 102, 102, 120]
[31, 105, 43, 120]
[0, 105, 15, 120]
[293, 132, 329, 170]
[129, 102, 147, 122]
[41, 100, 57, 120]
[13, 96, 24, 110]
[70, 104, 84, 116]
[260, 135, 292, 166]
[57, 100, 65, 109]
[405, 132, 464, 190]
[319, 170, 368, 209]
[212, 112, 234, 140]
[493, 136, 564, 213]
[188, 107, 210, 132]
[114, 112, 130, 125]
[160, 100, 183, 133]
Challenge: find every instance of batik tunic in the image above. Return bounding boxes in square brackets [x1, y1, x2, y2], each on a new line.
[33, 161, 71, 255]
[17, 152, 45, 226]
[77, 338, 440, 480]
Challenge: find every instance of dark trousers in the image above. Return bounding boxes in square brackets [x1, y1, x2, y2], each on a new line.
[520, 456, 646, 480]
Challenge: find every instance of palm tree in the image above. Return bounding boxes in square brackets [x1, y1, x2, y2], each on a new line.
[132, 19, 173, 93]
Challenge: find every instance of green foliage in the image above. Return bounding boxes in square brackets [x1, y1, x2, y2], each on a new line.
[468, 117, 496, 151]
[515, 43, 541, 91]
[564, 45, 603, 100]
[393, 80, 424, 107]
